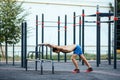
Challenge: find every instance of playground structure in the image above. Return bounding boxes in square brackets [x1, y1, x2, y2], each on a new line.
[81, 6, 114, 67]
[0, 0, 119, 75]
[20, 4, 119, 75]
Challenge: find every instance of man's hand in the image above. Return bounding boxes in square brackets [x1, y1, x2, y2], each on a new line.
[38, 43, 46, 46]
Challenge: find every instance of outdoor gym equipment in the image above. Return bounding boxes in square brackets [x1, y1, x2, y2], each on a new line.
[25, 44, 54, 75]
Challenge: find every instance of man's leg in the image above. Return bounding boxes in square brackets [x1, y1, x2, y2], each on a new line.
[80, 54, 91, 68]
[71, 54, 79, 69]
[80, 54, 93, 72]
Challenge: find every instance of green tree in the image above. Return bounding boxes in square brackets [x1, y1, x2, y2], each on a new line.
[0, 0, 28, 60]
[109, 0, 120, 15]
[0, 0, 27, 44]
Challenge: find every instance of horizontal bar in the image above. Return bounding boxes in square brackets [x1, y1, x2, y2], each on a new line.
[27, 58, 53, 62]
[84, 20, 114, 23]
[39, 21, 74, 24]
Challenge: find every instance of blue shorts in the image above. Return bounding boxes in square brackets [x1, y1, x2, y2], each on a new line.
[73, 45, 83, 56]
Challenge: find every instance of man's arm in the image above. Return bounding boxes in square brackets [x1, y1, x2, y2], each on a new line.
[39, 43, 66, 51]
[39, 43, 57, 48]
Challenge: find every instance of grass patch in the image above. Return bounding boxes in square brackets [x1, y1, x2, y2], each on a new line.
[0, 53, 120, 61]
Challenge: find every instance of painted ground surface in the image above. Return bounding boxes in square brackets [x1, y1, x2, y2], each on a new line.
[0, 60, 120, 80]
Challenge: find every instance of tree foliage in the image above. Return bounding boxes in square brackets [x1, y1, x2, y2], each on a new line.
[109, 0, 120, 15]
[0, 0, 27, 44]
[109, 0, 120, 49]
[117, 0, 120, 14]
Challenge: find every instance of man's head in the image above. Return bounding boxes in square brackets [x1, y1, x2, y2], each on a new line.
[53, 48, 60, 53]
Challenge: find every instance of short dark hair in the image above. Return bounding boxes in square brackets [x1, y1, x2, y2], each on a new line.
[53, 48, 58, 52]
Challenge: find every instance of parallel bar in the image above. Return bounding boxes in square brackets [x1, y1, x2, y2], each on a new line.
[26, 45, 54, 74]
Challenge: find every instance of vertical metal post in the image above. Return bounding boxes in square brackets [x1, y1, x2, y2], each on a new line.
[24, 22, 27, 68]
[21, 22, 27, 68]
[73, 12, 76, 44]
[42, 14, 44, 59]
[58, 16, 60, 62]
[35, 15, 38, 70]
[96, 5, 101, 67]
[13, 44, 15, 66]
[114, 0, 117, 69]
[5, 40, 8, 64]
[64, 15, 67, 62]
[25, 59, 28, 71]
[46, 46, 48, 59]
[79, 17, 82, 46]
[52, 61, 54, 74]
[21, 22, 24, 67]
[39, 47, 41, 60]
[50, 48, 52, 60]
[36, 15, 38, 58]
[40, 60, 43, 75]
[108, 11, 111, 65]
[79, 17, 82, 61]
[82, 10, 85, 65]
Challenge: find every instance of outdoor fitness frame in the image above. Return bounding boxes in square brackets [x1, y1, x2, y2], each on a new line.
[21, 0, 118, 69]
